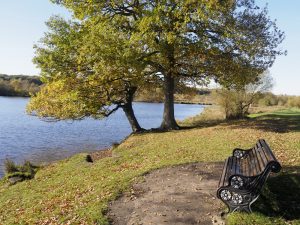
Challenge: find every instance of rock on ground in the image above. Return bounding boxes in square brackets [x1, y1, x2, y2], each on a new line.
[108, 162, 226, 225]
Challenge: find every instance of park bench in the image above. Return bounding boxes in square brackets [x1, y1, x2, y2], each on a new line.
[217, 139, 281, 213]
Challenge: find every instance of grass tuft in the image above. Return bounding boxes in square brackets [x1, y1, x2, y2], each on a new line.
[4, 159, 18, 174]
[3, 160, 38, 183]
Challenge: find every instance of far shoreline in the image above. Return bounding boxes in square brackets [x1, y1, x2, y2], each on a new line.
[0, 96, 213, 105]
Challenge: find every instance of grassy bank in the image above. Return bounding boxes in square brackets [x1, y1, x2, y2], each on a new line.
[0, 108, 299, 224]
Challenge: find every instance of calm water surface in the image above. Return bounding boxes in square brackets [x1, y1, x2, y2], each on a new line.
[0, 97, 204, 177]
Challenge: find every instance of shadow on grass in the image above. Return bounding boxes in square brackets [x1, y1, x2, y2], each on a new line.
[180, 119, 225, 130]
[134, 119, 225, 134]
[253, 166, 300, 220]
[189, 112, 300, 133]
[245, 114, 300, 133]
[138, 109, 300, 135]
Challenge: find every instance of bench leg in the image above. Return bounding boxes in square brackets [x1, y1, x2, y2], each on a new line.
[240, 204, 252, 213]
[226, 204, 251, 213]
[247, 194, 260, 213]
[223, 194, 259, 214]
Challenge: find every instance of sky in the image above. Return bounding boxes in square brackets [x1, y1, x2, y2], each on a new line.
[0, 1, 299, 96]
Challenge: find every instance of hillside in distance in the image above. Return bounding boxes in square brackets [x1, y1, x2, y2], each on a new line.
[0, 74, 42, 97]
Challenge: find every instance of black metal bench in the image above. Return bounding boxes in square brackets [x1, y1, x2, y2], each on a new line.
[217, 139, 281, 213]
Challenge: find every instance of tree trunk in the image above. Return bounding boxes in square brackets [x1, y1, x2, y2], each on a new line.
[160, 74, 180, 130]
[122, 87, 144, 133]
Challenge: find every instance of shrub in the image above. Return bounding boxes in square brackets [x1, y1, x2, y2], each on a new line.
[215, 89, 252, 119]
[4, 159, 18, 174]
[20, 161, 37, 178]
[287, 96, 300, 108]
[4, 159, 38, 183]
[257, 93, 279, 106]
[216, 72, 274, 119]
[111, 142, 120, 148]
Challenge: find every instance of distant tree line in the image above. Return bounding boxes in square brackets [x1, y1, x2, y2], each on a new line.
[0, 73, 209, 103]
[0, 74, 42, 97]
[134, 85, 213, 104]
[257, 93, 300, 108]
[0, 72, 211, 103]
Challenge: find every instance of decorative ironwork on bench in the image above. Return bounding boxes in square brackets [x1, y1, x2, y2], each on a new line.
[217, 139, 281, 213]
[232, 148, 248, 159]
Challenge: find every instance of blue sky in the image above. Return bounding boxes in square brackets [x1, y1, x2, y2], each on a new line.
[0, 1, 299, 95]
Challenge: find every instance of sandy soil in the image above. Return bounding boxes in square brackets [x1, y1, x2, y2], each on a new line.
[108, 162, 226, 225]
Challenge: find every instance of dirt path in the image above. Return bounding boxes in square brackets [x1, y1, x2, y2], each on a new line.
[108, 162, 226, 225]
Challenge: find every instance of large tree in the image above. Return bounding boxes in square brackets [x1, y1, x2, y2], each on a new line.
[50, 0, 285, 130]
[28, 16, 147, 132]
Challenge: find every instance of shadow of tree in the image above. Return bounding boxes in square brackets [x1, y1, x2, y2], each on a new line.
[235, 114, 300, 133]
[253, 166, 300, 220]
[136, 119, 225, 134]
[179, 119, 225, 130]
[139, 109, 300, 134]
[183, 112, 300, 133]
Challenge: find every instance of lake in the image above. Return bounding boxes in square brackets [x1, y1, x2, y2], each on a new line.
[0, 97, 204, 177]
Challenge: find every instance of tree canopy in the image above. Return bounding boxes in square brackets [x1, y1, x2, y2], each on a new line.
[28, 16, 148, 131]
[28, 0, 285, 131]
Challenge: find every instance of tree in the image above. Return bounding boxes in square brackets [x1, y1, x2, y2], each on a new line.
[27, 17, 147, 132]
[50, 0, 284, 130]
[216, 71, 274, 119]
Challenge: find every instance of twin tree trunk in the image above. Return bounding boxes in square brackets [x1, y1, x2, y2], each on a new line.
[160, 44, 180, 130]
[121, 76, 179, 132]
[121, 87, 143, 133]
[160, 73, 180, 130]
[121, 73, 179, 132]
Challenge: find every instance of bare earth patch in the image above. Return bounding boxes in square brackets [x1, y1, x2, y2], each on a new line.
[108, 162, 226, 225]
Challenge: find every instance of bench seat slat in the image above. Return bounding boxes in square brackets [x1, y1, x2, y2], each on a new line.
[249, 150, 259, 176]
[257, 142, 269, 169]
[253, 144, 265, 173]
[260, 139, 278, 162]
[227, 157, 234, 185]
[218, 158, 228, 187]
[245, 154, 250, 177]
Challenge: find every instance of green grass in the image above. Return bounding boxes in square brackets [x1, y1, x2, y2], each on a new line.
[227, 168, 300, 225]
[249, 108, 300, 118]
[0, 107, 299, 224]
[225, 108, 300, 225]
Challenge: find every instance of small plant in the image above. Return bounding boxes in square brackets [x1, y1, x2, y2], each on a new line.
[20, 161, 38, 178]
[4, 159, 39, 184]
[4, 159, 18, 174]
[86, 155, 93, 163]
[111, 142, 119, 149]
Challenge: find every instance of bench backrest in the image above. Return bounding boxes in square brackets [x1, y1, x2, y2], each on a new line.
[218, 139, 281, 190]
[246, 139, 281, 176]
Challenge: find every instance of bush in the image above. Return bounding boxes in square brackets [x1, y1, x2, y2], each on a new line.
[215, 89, 252, 120]
[20, 161, 37, 178]
[4, 159, 18, 174]
[4, 159, 38, 184]
[257, 93, 279, 106]
[287, 96, 300, 108]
